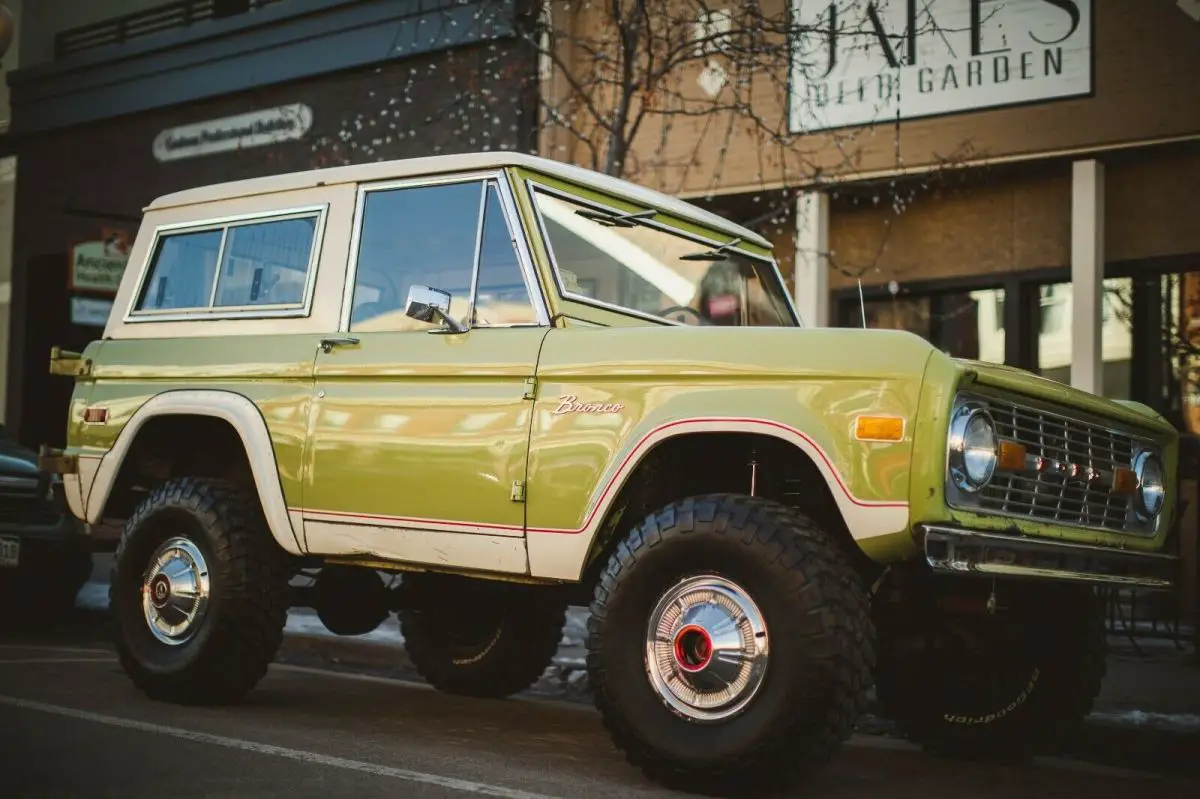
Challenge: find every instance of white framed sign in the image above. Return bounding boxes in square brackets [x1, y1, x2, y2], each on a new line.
[153, 104, 313, 162]
[788, 0, 1093, 133]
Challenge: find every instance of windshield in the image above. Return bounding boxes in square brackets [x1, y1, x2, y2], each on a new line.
[531, 188, 798, 327]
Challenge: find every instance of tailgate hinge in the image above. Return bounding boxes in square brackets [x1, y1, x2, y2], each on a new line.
[510, 480, 526, 503]
[38, 445, 79, 475]
[522, 377, 537, 400]
[49, 346, 92, 377]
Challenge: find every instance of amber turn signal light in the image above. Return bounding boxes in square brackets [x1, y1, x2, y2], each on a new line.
[997, 440, 1027, 471]
[854, 416, 905, 442]
[1112, 467, 1138, 495]
[82, 406, 108, 424]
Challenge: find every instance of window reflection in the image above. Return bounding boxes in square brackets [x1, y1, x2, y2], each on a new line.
[1036, 278, 1132, 399]
[853, 288, 1006, 363]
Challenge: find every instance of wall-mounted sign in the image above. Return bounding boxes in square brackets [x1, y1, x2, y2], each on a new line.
[153, 104, 314, 162]
[789, 0, 1093, 133]
[69, 230, 130, 294]
[70, 296, 114, 328]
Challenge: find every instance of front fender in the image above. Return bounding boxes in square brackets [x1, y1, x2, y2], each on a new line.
[524, 327, 932, 580]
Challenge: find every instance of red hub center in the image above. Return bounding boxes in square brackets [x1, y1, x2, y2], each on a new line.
[673, 625, 713, 672]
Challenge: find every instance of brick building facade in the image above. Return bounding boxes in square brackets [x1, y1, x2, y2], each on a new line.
[0, 0, 539, 450]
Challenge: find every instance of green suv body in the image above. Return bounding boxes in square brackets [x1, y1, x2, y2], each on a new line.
[43, 153, 1180, 795]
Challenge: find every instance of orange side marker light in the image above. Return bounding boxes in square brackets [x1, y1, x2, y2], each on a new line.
[854, 416, 905, 442]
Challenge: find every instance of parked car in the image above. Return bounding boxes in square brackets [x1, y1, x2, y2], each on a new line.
[41, 152, 1180, 795]
[0, 425, 92, 631]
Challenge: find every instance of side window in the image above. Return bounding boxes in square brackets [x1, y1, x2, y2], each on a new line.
[214, 217, 317, 307]
[472, 184, 537, 326]
[136, 229, 223, 312]
[133, 210, 322, 315]
[350, 181, 483, 332]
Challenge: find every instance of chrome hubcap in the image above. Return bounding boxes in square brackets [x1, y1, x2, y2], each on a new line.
[141, 536, 210, 646]
[644, 574, 769, 722]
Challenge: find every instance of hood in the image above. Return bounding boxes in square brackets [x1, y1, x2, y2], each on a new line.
[540, 325, 941, 383]
[952, 358, 1178, 437]
[0, 429, 38, 479]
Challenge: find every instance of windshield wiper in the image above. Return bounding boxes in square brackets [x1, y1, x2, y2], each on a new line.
[680, 237, 743, 261]
[574, 208, 657, 228]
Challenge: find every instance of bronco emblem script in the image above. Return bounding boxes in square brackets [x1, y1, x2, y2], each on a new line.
[552, 394, 624, 415]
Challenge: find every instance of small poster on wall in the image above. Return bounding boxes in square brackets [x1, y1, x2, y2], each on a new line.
[70, 296, 114, 328]
[69, 230, 130, 294]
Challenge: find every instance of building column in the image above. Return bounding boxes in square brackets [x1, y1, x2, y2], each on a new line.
[794, 190, 830, 327]
[1071, 159, 1105, 394]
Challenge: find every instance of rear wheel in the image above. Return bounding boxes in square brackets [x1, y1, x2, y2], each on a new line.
[399, 572, 567, 698]
[873, 572, 1106, 761]
[586, 494, 873, 796]
[110, 477, 291, 705]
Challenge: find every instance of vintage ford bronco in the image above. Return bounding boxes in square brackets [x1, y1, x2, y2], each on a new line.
[43, 153, 1180, 795]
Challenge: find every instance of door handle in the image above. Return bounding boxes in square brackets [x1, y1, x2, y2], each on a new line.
[319, 336, 360, 353]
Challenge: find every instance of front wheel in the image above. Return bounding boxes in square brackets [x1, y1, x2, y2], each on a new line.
[110, 477, 292, 705]
[586, 494, 873, 796]
[873, 572, 1107, 761]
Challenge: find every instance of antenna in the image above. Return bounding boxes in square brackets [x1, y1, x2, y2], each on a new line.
[858, 278, 867, 329]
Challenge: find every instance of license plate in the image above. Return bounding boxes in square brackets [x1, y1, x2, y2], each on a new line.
[0, 536, 18, 568]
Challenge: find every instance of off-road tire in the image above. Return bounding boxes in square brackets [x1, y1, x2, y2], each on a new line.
[110, 477, 291, 705]
[399, 572, 567, 698]
[873, 573, 1107, 761]
[586, 494, 874, 797]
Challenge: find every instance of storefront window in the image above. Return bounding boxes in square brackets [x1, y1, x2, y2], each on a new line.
[1158, 271, 1200, 433]
[1035, 277, 1132, 399]
[852, 288, 1005, 363]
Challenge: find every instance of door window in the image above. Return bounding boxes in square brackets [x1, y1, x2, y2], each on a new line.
[349, 179, 538, 332]
[472, 184, 538, 326]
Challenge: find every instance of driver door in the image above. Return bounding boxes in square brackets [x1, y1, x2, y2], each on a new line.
[302, 175, 549, 575]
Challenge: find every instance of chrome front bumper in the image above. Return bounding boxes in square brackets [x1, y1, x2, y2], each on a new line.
[919, 525, 1178, 591]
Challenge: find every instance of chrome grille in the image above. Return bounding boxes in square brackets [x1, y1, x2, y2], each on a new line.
[949, 393, 1156, 537]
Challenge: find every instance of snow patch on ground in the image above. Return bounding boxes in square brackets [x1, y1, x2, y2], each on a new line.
[1089, 711, 1200, 732]
[77, 580, 594, 666]
[76, 581, 110, 613]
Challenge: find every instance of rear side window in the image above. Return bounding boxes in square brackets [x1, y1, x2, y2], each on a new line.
[137, 229, 223, 312]
[132, 208, 324, 316]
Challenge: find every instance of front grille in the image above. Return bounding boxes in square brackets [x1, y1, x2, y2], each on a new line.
[950, 393, 1157, 537]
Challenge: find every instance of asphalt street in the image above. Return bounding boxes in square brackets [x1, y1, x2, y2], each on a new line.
[0, 640, 1197, 799]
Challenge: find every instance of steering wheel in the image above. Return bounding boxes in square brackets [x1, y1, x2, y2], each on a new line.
[659, 305, 709, 325]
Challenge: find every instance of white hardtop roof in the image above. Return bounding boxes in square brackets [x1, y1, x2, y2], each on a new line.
[146, 151, 771, 249]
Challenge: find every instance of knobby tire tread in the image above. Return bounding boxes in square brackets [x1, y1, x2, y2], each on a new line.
[111, 477, 290, 705]
[586, 493, 874, 796]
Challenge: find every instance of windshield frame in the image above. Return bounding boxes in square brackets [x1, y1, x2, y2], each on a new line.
[522, 177, 802, 329]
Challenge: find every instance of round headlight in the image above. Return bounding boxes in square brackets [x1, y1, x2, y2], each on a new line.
[1133, 451, 1165, 519]
[949, 405, 998, 492]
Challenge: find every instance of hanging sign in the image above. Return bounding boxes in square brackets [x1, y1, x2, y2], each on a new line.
[69, 230, 130, 294]
[789, 0, 1093, 133]
[153, 104, 314, 162]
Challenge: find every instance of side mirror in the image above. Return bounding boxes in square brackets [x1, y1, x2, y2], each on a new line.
[404, 285, 467, 334]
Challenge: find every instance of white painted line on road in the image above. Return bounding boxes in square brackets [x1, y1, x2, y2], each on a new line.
[0, 695, 566, 799]
[272, 663, 434, 691]
[0, 657, 117, 665]
[0, 644, 113, 655]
